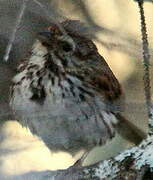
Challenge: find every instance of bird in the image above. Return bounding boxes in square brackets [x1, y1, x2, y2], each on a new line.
[9, 20, 144, 165]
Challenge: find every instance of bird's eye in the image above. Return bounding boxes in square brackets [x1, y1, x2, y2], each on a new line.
[59, 41, 73, 52]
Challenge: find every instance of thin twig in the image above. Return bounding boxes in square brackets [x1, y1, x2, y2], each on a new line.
[3, 0, 29, 62]
[137, 0, 153, 135]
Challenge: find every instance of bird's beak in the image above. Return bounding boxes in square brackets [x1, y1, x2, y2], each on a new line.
[38, 31, 51, 38]
[37, 31, 52, 44]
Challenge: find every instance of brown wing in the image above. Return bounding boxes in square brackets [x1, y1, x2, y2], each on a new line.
[86, 52, 123, 102]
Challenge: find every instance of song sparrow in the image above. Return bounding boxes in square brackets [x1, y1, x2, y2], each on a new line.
[9, 20, 141, 160]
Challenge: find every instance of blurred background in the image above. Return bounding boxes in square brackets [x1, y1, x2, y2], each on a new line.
[0, 0, 153, 178]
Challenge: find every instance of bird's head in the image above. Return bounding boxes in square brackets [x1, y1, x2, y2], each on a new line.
[31, 20, 123, 108]
[36, 20, 98, 70]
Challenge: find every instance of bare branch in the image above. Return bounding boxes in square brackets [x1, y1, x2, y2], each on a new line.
[8, 137, 153, 180]
[137, 1, 153, 135]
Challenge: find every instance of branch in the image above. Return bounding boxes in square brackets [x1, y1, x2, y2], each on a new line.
[137, 1, 153, 136]
[9, 136, 153, 180]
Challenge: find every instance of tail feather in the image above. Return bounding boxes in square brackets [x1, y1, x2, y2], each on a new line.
[116, 113, 146, 145]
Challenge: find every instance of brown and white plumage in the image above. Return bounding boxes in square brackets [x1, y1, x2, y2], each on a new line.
[10, 20, 125, 156]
